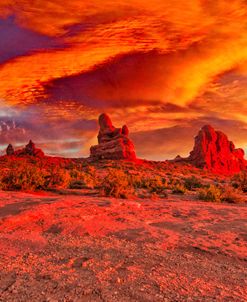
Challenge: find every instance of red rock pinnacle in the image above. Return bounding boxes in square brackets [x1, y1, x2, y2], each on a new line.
[6, 144, 14, 156]
[90, 113, 136, 160]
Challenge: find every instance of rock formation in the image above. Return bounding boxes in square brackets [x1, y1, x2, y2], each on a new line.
[6, 144, 14, 156]
[90, 113, 136, 160]
[15, 140, 45, 157]
[188, 125, 246, 174]
[173, 155, 183, 162]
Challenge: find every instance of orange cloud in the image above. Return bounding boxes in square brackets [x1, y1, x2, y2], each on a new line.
[0, 1, 246, 107]
[0, 0, 247, 158]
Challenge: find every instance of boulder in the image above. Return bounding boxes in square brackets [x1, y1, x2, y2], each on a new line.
[189, 125, 246, 174]
[90, 113, 136, 160]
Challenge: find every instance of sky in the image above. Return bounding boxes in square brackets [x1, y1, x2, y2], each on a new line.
[0, 0, 247, 159]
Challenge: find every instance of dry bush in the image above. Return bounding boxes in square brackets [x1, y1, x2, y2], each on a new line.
[167, 177, 186, 194]
[99, 168, 132, 198]
[69, 167, 97, 189]
[0, 161, 74, 191]
[198, 184, 245, 204]
[129, 174, 168, 197]
[0, 165, 47, 191]
[198, 185, 222, 202]
[184, 175, 203, 191]
[146, 176, 168, 197]
[45, 166, 71, 189]
[220, 186, 244, 204]
[172, 183, 187, 195]
[232, 172, 247, 193]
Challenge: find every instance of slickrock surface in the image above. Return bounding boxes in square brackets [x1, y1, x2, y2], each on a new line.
[0, 191, 246, 301]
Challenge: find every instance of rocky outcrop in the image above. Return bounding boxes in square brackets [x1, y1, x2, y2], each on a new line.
[15, 140, 45, 157]
[173, 155, 183, 162]
[188, 125, 247, 174]
[6, 144, 14, 156]
[90, 113, 136, 160]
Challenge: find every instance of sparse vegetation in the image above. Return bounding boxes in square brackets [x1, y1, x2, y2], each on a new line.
[198, 185, 222, 202]
[232, 172, 247, 193]
[184, 175, 203, 191]
[0, 156, 245, 203]
[220, 186, 244, 204]
[198, 184, 244, 203]
[69, 166, 97, 189]
[130, 174, 167, 195]
[99, 168, 132, 198]
[172, 183, 187, 194]
[0, 165, 47, 191]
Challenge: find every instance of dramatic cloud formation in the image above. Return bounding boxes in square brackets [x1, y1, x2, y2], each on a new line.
[0, 0, 247, 158]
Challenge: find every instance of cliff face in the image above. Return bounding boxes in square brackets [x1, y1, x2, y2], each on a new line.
[189, 125, 246, 174]
[90, 113, 136, 160]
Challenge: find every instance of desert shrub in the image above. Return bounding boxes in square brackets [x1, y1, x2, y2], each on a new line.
[232, 172, 247, 193]
[167, 177, 180, 186]
[143, 176, 166, 192]
[99, 169, 132, 198]
[172, 183, 187, 194]
[85, 165, 96, 175]
[220, 186, 244, 204]
[198, 185, 222, 202]
[184, 176, 203, 191]
[129, 174, 168, 197]
[69, 168, 97, 189]
[168, 177, 186, 194]
[198, 184, 245, 204]
[0, 165, 47, 191]
[45, 166, 71, 189]
[146, 176, 167, 197]
[69, 169, 88, 189]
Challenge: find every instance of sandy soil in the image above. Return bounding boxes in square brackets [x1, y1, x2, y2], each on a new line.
[0, 191, 246, 302]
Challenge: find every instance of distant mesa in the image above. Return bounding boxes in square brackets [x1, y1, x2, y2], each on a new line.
[6, 140, 45, 157]
[188, 125, 247, 174]
[90, 113, 136, 160]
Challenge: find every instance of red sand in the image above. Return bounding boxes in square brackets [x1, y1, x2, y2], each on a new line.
[0, 191, 246, 301]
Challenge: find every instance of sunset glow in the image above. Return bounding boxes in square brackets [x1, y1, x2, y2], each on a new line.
[1, 0, 247, 159]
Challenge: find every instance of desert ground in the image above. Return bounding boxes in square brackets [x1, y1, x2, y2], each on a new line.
[0, 190, 246, 302]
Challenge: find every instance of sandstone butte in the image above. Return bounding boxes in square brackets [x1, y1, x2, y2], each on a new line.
[90, 113, 136, 160]
[187, 125, 247, 174]
[4, 116, 247, 175]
